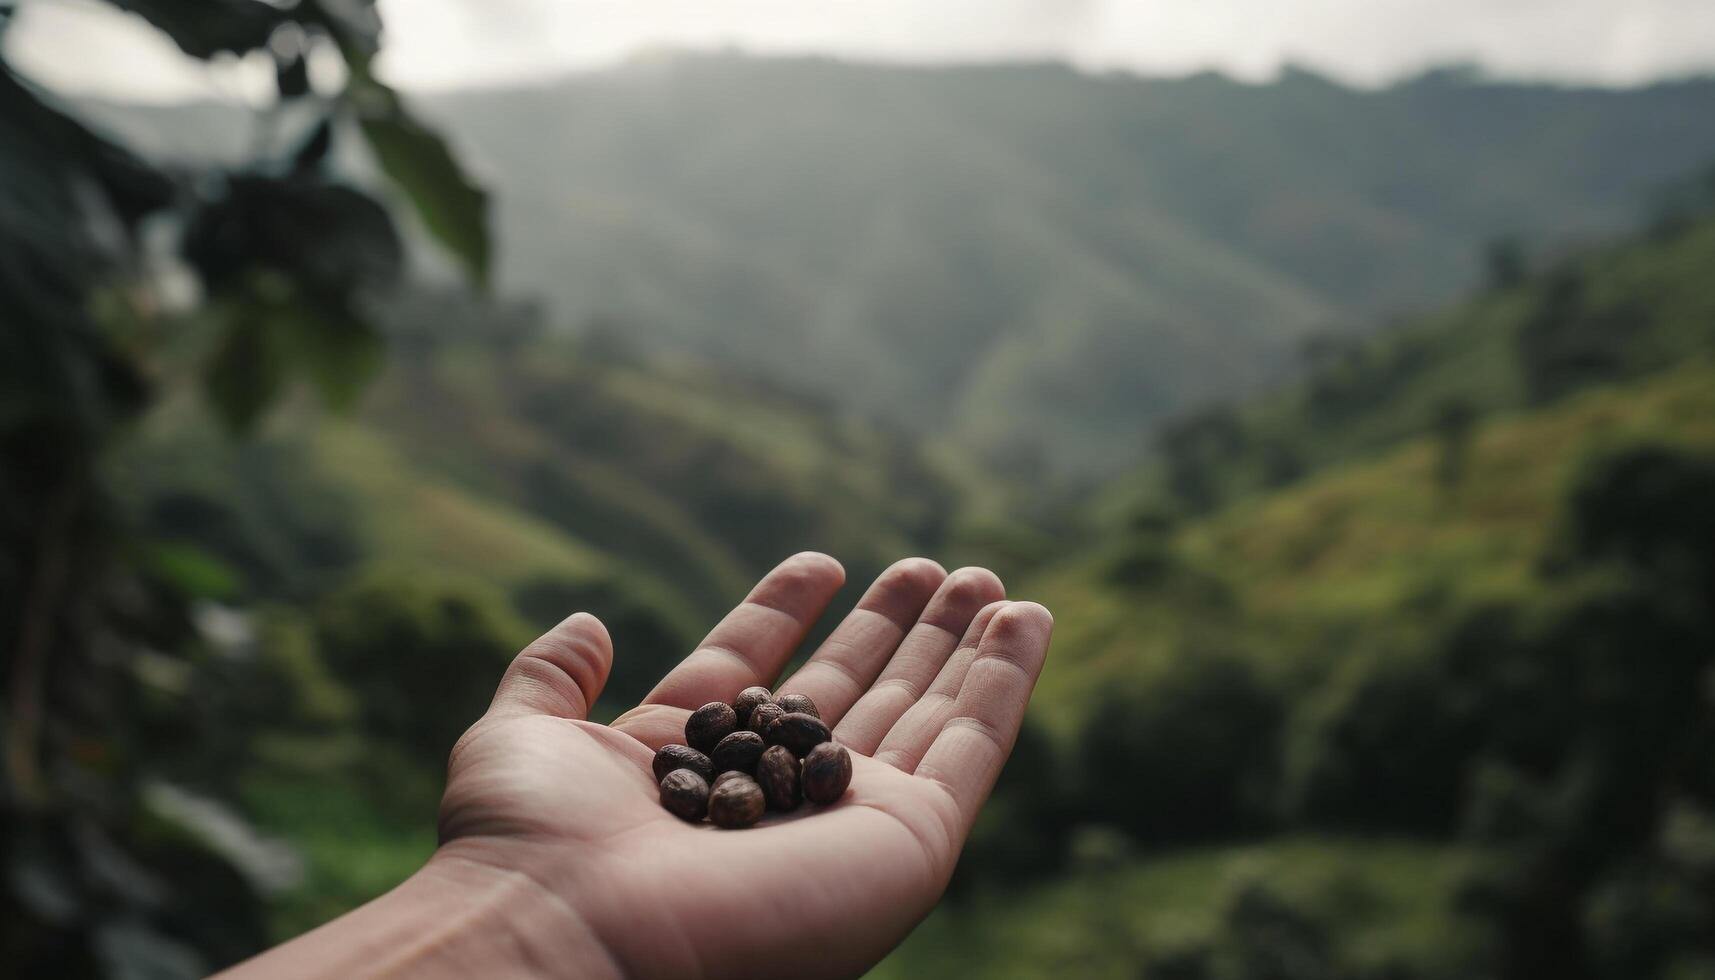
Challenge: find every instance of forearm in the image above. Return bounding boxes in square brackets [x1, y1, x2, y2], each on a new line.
[218, 845, 621, 979]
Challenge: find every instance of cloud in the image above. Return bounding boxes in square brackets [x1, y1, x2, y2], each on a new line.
[5, 0, 1713, 103]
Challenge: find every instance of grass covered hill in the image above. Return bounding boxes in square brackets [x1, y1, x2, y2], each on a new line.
[877, 211, 1715, 977]
[117, 291, 963, 713]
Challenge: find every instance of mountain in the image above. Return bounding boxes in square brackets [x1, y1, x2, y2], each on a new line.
[1037, 208, 1715, 714]
[82, 57, 1715, 473]
[411, 56, 1715, 470]
[878, 210, 1715, 980]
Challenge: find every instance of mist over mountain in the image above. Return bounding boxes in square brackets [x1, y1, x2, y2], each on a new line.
[419, 56, 1715, 469]
[85, 54, 1715, 470]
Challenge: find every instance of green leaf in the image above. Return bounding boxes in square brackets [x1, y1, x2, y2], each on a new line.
[203, 317, 285, 432]
[301, 0, 382, 70]
[274, 300, 384, 410]
[143, 541, 240, 600]
[359, 107, 491, 288]
[291, 118, 333, 172]
[181, 176, 402, 301]
[108, 0, 283, 58]
[276, 51, 310, 99]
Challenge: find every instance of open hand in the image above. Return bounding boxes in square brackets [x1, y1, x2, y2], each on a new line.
[226, 553, 1051, 979]
[442, 553, 1050, 977]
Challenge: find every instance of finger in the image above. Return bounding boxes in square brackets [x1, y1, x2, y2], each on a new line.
[833, 568, 1006, 754]
[640, 552, 845, 710]
[486, 612, 613, 721]
[870, 600, 1008, 770]
[775, 557, 947, 725]
[913, 602, 1053, 832]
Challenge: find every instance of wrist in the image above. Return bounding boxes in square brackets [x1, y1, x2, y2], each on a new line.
[220, 841, 620, 979]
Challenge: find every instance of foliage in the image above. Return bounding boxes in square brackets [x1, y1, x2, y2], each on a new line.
[1078, 647, 1283, 842]
[0, 1, 487, 974]
[950, 720, 1075, 890]
[947, 203, 1715, 977]
[314, 569, 527, 766]
[1446, 443, 1715, 978]
[1284, 646, 1474, 835]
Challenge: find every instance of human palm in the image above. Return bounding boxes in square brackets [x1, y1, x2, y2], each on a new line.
[435, 553, 1052, 977]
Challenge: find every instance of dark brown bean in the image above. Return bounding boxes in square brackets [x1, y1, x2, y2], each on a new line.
[801, 743, 852, 805]
[747, 701, 785, 735]
[765, 711, 832, 758]
[659, 769, 710, 821]
[708, 774, 766, 829]
[733, 686, 772, 728]
[755, 745, 802, 811]
[686, 701, 738, 754]
[775, 693, 820, 719]
[711, 770, 748, 793]
[652, 744, 715, 784]
[711, 730, 766, 774]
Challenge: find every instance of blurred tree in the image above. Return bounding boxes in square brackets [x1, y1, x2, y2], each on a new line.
[1483, 236, 1528, 291]
[1217, 878, 1335, 980]
[1256, 440, 1306, 490]
[1158, 406, 1247, 514]
[1450, 445, 1715, 978]
[1516, 269, 1646, 405]
[1554, 443, 1715, 604]
[0, 1, 487, 974]
[1078, 646, 1281, 842]
[948, 720, 1073, 893]
[1431, 398, 1477, 492]
[316, 570, 525, 767]
[1285, 646, 1475, 835]
[1103, 507, 1179, 587]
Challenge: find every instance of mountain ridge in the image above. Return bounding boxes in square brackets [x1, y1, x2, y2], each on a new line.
[72, 54, 1715, 470]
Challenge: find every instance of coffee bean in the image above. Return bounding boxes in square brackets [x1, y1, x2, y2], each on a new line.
[775, 693, 820, 719]
[659, 769, 710, 821]
[686, 701, 738, 754]
[765, 711, 832, 758]
[652, 744, 715, 784]
[747, 701, 785, 735]
[708, 774, 766, 829]
[733, 686, 772, 728]
[755, 745, 802, 811]
[711, 770, 748, 793]
[711, 730, 766, 774]
[801, 743, 852, 805]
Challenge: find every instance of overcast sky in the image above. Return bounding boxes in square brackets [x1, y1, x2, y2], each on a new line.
[8, 0, 1715, 103]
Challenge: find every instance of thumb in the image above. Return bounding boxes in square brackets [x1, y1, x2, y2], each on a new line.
[486, 612, 613, 721]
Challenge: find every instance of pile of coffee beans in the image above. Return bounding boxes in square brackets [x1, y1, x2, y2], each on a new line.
[654, 688, 853, 828]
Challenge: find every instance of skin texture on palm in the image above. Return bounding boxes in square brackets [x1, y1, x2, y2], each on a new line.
[225, 553, 1053, 979]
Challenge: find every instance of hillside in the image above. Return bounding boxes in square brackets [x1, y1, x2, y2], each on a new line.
[1099, 209, 1715, 517]
[1032, 208, 1715, 715]
[116, 293, 962, 711]
[1031, 357, 1715, 719]
[420, 58, 1715, 470]
[80, 58, 1715, 471]
[874, 214, 1715, 978]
